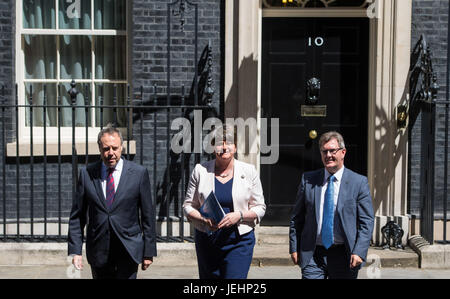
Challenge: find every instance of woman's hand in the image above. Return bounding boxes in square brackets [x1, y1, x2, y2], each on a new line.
[218, 212, 241, 229]
[202, 217, 219, 231]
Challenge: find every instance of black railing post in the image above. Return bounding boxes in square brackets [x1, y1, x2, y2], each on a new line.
[420, 101, 436, 244]
[85, 85, 89, 167]
[57, 85, 62, 239]
[180, 84, 185, 241]
[100, 85, 104, 130]
[68, 80, 79, 208]
[1, 86, 6, 240]
[29, 84, 34, 239]
[113, 84, 118, 126]
[140, 86, 144, 165]
[15, 84, 20, 240]
[126, 85, 131, 160]
[43, 85, 48, 240]
[153, 85, 157, 238]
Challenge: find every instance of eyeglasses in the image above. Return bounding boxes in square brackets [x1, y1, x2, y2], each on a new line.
[321, 148, 343, 155]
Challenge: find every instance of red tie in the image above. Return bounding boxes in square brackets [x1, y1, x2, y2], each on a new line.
[106, 168, 115, 207]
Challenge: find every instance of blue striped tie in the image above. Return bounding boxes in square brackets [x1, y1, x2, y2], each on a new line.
[321, 175, 335, 249]
[106, 168, 115, 207]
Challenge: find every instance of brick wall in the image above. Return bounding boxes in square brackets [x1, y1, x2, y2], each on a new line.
[0, 0, 14, 137]
[131, 0, 223, 219]
[410, 0, 449, 217]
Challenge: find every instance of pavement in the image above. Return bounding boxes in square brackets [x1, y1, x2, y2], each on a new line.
[2, 263, 450, 279]
[0, 227, 448, 279]
[0, 242, 444, 279]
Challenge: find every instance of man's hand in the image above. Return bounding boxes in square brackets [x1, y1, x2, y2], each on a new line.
[350, 254, 363, 268]
[72, 255, 83, 270]
[290, 252, 298, 265]
[141, 257, 153, 271]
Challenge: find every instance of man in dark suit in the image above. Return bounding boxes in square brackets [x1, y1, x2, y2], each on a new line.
[68, 124, 157, 279]
[289, 131, 374, 279]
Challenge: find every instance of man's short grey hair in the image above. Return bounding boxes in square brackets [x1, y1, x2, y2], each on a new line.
[97, 123, 123, 146]
[319, 131, 346, 150]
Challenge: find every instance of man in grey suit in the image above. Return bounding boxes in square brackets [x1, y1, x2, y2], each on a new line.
[68, 124, 157, 279]
[289, 131, 374, 279]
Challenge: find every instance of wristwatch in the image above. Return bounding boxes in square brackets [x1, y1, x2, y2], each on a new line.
[239, 211, 244, 223]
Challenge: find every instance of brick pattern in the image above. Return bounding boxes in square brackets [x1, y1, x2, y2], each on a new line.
[410, 0, 449, 217]
[0, 0, 14, 141]
[131, 0, 223, 219]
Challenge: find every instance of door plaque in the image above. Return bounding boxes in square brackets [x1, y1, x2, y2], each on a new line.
[301, 105, 327, 117]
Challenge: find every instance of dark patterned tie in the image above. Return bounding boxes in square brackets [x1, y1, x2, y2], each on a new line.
[106, 168, 115, 207]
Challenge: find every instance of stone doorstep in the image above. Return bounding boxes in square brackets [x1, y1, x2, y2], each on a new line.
[409, 235, 450, 269]
[0, 242, 419, 268]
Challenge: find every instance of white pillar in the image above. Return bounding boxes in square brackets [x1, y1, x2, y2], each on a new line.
[224, 0, 261, 169]
[369, 0, 411, 245]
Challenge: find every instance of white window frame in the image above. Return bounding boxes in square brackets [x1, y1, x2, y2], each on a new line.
[15, 0, 129, 145]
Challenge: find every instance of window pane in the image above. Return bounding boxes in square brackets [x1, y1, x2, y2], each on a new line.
[25, 83, 57, 127]
[60, 35, 92, 79]
[94, 0, 126, 30]
[23, 0, 56, 29]
[95, 84, 127, 127]
[95, 36, 126, 80]
[59, 83, 91, 127]
[59, 0, 91, 29]
[24, 35, 56, 79]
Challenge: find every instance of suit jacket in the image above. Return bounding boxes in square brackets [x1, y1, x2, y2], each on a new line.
[289, 167, 374, 269]
[183, 159, 266, 235]
[68, 159, 157, 268]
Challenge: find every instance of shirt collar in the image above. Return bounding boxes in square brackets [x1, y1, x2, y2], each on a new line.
[324, 166, 344, 184]
[101, 158, 123, 177]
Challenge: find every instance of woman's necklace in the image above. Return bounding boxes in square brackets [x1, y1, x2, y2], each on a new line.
[218, 171, 231, 178]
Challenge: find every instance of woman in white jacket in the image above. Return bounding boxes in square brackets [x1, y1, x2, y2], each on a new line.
[183, 125, 266, 279]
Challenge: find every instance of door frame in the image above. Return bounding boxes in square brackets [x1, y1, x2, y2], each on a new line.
[225, 0, 412, 243]
[260, 16, 370, 225]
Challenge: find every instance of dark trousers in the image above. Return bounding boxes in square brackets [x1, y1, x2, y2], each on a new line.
[195, 229, 255, 279]
[301, 245, 359, 279]
[91, 231, 138, 279]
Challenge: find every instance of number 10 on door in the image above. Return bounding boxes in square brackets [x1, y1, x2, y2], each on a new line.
[308, 37, 324, 47]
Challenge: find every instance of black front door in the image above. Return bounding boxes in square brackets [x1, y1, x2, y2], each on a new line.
[260, 17, 369, 225]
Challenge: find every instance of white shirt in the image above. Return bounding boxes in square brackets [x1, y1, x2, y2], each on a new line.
[101, 158, 123, 198]
[317, 166, 345, 245]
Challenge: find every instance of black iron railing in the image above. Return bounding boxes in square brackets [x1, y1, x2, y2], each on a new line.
[0, 0, 217, 242]
[0, 81, 214, 242]
[408, 34, 450, 244]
